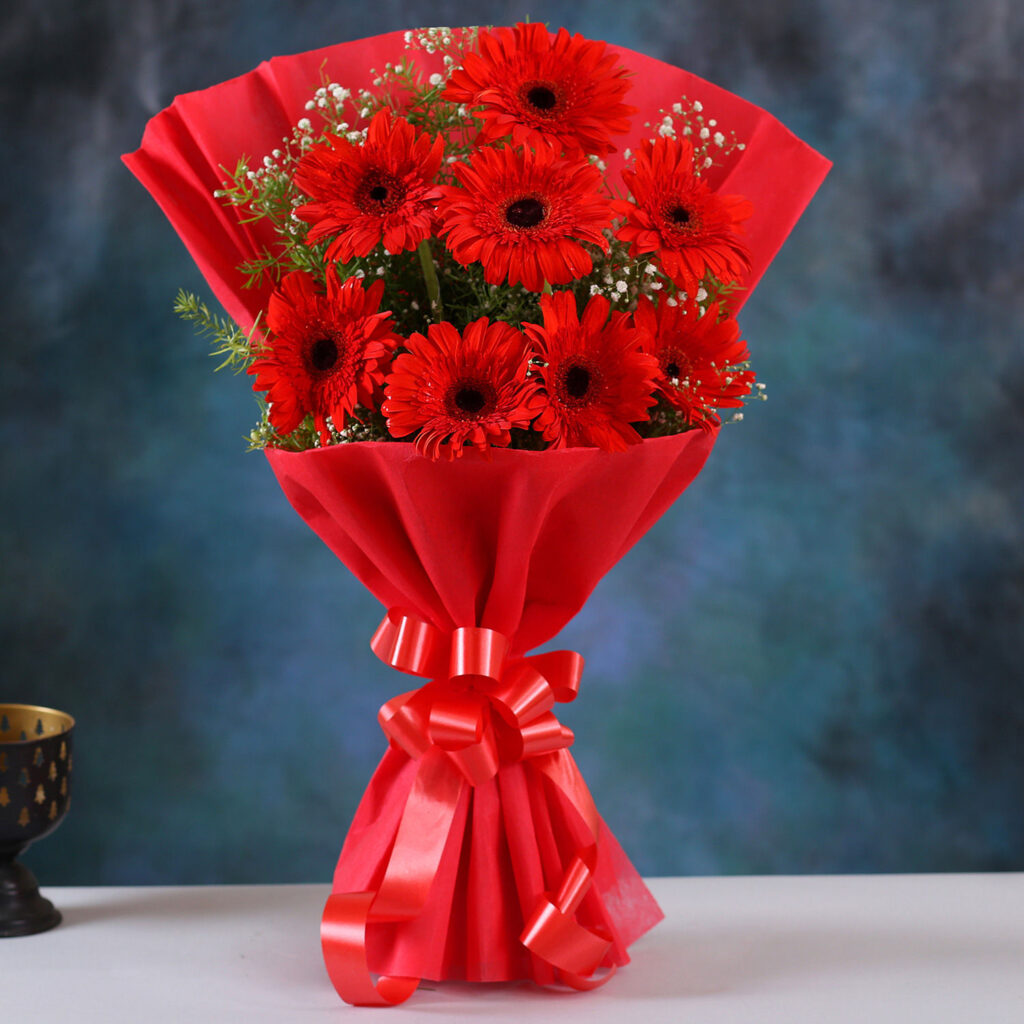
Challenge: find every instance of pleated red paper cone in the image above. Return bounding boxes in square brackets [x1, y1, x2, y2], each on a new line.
[266, 428, 717, 983]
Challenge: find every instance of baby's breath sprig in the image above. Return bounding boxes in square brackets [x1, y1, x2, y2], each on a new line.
[403, 26, 481, 65]
[357, 30, 484, 171]
[644, 97, 746, 175]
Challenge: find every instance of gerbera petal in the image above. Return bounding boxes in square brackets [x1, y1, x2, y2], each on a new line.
[635, 297, 755, 426]
[249, 271, 399, 441]
[526, 292, 658, 451]
[617, 137, 753, 290]
[294, 109, 442, 261]
[437, 146, 612, 292]
[382, 318, 538, 459]
[443, 22, 636, 156]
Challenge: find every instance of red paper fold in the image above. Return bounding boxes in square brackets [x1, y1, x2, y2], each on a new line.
[266, 430, 716, 653]
[266, 431, 718, 983]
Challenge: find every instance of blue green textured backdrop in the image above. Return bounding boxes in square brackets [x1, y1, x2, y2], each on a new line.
[2, 0, 1021, 884]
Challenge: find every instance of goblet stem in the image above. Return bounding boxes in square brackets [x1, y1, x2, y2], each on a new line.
[0, 855, 62, 937]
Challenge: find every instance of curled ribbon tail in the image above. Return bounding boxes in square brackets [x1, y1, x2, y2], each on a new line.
[321, 747, 466, 1006]
[519, 748, 616, 990]
[321, 893, 419, 1006]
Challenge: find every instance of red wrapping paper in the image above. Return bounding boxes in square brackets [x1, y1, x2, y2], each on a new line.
[266, 430, 717, 985]
[124, 28, 831, 1001]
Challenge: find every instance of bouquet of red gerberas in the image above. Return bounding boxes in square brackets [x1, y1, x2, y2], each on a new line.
[125, 23, 829, 1006]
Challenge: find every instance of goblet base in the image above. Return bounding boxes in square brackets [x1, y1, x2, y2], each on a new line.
[0, 860, 62, 937]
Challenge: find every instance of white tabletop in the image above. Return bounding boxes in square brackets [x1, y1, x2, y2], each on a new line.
[4, 874, 1023, 1022]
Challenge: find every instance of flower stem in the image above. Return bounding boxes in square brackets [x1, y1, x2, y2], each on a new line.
[417, 239, 443, 319]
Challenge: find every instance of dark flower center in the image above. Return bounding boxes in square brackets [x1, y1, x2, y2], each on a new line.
[527, 85, 557, 110]
[519, 80, 564, 120]
[669, 206, 691, 225]
[556, 357, 603, 407]
[662, 349, 691, 382]
[310, 336, 339, 372]
[356, 171, 407, 214]
[565, 364, 592, 398]
[455, 386, 487, 413]
[446, 378, 497, 419]
[505, 198, 546, 229]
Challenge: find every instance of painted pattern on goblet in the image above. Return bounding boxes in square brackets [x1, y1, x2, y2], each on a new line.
[0, 704, 74, 937]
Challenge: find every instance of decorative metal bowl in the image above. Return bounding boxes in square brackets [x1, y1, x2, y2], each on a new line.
[0, 704, 74, 937]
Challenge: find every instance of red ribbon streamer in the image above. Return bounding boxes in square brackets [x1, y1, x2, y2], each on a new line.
[321, 610, 613, 1005]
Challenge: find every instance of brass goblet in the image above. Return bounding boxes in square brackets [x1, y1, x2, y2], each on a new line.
[0, 704, 74, 937]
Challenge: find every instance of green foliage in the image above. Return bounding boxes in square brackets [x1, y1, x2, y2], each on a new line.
[173, 290, 260, 372]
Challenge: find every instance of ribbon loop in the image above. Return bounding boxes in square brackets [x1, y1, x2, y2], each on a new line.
[371, 608, 447, 679]
[427, 690, 486, 750]
[490, 661, 555, 727]
[449, 626, 508, 683]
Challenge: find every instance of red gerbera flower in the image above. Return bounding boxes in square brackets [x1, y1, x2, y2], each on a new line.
[443, 22, 636, 156]
[437, 145, 613, 292]
[634, 296, 755, 430]
[615, 137, 753, 294]
[293, 108, 444, 262]
[524, 291, 659, 452]
[382, 318, 538, 460]
[248, 271, 399, 443]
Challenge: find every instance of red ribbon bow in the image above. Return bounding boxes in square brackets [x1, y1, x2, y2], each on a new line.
[321, 609, 617, 1006]
[372, 608, 582, 784]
